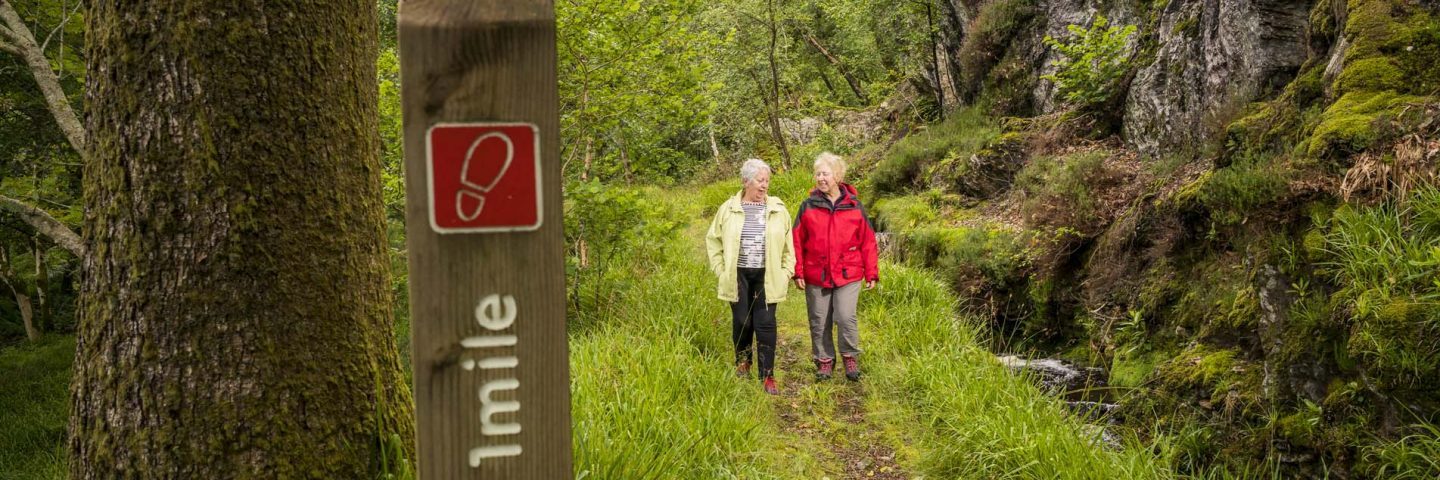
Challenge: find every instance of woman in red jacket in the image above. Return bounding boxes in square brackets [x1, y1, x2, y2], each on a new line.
[791, 152, 878, 381]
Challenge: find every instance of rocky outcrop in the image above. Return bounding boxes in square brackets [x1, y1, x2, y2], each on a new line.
[1122, 0, 1312, 156]
[780, 117, 823, 146]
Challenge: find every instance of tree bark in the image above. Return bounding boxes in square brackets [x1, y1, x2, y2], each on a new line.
[70, 1, 415, 478]
[801, 32, 868, 104]
[0, 194, 82, 257]
[765, 0, 791, 168]
[0, 0, 85, 155]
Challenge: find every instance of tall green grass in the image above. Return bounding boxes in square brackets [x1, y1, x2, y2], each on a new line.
[859, 263, 1174, 479]
[569, 187, 818, 479]
[0, 336, 73, 480]
[1320, 186, 1440, 392]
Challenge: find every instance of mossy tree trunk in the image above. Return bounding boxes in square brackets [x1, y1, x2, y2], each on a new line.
[69, 1, 415, 477]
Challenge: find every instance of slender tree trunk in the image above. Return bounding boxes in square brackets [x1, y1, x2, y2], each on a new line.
[765, 0, 791, 168]
[71, 1, 414, 477]
[748, 68, 790, 170]
[708, 123, 721, 164]
[926, 1, 945, 119]
[13, 287, 36, 341]
[581, 133, 594, 181]
[615, 128, 633, 184]
[818, 68, 838, 97]
[32, 236, 46, 331]
[0, 3, 84, 253]
[801, 32, 868, 104]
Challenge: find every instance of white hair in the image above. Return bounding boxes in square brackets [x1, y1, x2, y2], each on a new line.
[814, 152, 846, 181]
[740, 158, 771, 186]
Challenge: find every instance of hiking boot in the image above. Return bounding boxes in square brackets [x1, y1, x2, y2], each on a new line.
[763, 376, 779, 395]
[842, 355, 860, 382]
[736, 361, 751, 379]
[815, 359, 834, 380]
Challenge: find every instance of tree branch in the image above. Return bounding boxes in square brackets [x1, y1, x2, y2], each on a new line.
[39, 0, 83, 53]
[0, 0, 86, 156]
[0, 195, 82, 257]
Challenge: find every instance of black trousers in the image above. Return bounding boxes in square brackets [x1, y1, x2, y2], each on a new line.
[731, 267, 777, 378]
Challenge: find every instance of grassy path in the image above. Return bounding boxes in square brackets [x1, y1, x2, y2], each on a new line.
[771, 302, 910, 480]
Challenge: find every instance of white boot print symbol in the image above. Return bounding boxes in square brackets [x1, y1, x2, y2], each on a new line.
[456, 132, 515, 222]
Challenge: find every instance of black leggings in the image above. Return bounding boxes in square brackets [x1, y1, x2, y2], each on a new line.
[731, 267, 777, 378]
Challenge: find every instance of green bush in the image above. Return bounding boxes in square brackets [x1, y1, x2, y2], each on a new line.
[1042, 14, 1137, 109]
[869, 108, 999, 194]
[871, 194, 939, 232]
[897, 224, 1030, 289]
[1181, 153, 1293, 225]
[565, 182, 682, 328]
[957, 0, 1039, 101]
[1014, 150, 1113, 231]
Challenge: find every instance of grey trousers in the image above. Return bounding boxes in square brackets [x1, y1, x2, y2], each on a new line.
[805, 281, 862, 361]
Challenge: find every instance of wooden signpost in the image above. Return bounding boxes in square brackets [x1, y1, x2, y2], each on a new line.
[398, 1, 572, 477]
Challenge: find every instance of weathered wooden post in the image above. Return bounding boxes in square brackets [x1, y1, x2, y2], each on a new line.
[398, 1, 572, 478]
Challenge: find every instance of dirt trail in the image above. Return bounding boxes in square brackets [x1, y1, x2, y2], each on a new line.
[770, 314, 909, 480]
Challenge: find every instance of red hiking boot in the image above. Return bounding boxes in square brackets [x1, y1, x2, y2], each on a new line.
[736, 361, 751, 379]
[815, 359, 834, 380]
[842, 355, 860, 382]
[763, 376, 779, 395]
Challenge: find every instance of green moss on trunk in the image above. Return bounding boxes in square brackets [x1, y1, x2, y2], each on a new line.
[71, 1, 415, 477]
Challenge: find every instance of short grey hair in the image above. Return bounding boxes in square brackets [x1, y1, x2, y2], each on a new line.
[814, 152, 846, 181]
[740, 158, 771, 186]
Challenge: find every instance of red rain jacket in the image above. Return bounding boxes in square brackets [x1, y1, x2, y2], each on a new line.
[792, 183, 879, 288]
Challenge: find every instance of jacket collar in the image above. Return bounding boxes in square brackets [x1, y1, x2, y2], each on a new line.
[730, 190, 785, 214]
[806, 182, 859, 208]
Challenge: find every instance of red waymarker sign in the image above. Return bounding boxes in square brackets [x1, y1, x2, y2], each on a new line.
[426, 123, 543, 233]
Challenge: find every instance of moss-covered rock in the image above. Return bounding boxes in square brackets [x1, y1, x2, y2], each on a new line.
[1304, 90, 1424, 159]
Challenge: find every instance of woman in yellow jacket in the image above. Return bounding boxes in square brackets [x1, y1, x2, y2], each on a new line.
[706, 158, 795, 395]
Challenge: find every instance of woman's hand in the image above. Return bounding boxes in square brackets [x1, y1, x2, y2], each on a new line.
[794, 279, 805, 289]
[865, 280, 876, 290]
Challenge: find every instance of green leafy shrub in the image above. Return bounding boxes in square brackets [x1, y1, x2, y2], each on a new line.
[564, 182, 681, 328]
[1042, 14, 1137, 109]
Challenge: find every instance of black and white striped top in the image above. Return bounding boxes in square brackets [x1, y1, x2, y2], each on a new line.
[738, 202, 766, 268]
